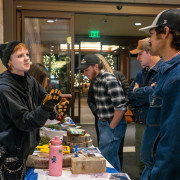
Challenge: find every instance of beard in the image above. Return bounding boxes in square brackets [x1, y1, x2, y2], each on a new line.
[89, 69, 97, 80]
[150, 34, 162, 56]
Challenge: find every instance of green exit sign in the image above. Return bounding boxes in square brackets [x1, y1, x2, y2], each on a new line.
[89, 31, 100, 38]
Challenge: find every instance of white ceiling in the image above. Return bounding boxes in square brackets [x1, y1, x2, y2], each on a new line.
[75, 14, 155, 37]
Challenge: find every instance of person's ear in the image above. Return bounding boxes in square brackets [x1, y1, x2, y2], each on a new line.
[8, 61, 11, 67]
[163, 26, 170, 39]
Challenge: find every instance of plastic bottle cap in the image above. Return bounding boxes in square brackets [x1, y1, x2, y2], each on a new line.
[51, 136, 62, 145]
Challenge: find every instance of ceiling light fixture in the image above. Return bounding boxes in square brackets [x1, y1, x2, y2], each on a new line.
[16, 5, 22, 8]
[135, 23, 142, 26]
[47, 20, 55, 23]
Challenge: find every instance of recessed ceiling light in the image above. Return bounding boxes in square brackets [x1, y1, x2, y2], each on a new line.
[16, 5, 22, 8]
[135, 23, 142, 26]
[122, 47, 125, 49]
[51, 50, 53, 52]
[51, 45, 54, 48]
[47, 20, 55, 23]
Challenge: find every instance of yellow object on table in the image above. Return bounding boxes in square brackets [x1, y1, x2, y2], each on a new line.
[63, 146, 70, 154]
[36, 144, 49, 153]
[36, 145, 70, 154]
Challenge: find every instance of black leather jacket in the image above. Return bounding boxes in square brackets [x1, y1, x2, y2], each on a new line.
[0, 71, 51, 159]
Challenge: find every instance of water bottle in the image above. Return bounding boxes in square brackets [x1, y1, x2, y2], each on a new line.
[48, 136, 63, 176]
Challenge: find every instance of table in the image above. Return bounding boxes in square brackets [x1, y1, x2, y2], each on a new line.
[26, 120, 131, 180]
[25, 168, 131, 180]
[25, 148, 131, 180]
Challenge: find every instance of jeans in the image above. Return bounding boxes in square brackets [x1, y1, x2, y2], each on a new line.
[98, 119, 126, 172]
[95, 116, 100, 146]
[141, 166, 151, 180]
[135, 123, 145, 175]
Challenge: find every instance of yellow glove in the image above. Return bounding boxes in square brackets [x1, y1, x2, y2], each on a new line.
[41, 89, 62, 112]
[55, 98, 70, 116]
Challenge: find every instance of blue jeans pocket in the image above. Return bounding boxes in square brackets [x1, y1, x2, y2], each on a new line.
[98, 120, 125, 156]
[98, 120, 126, 172]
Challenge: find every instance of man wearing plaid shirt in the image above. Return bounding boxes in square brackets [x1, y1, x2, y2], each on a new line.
[77, 54, 127, 172]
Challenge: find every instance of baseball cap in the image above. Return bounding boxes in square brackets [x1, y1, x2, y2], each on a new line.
[139, 9, 180, 35]
[130, 38, 151, 54]
[77, 54, 99, 70]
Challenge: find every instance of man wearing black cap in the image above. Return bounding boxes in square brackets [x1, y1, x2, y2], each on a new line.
[0, 41, 62, 179]
[77, 54, 127, 172]
[139, 9, 180, 180]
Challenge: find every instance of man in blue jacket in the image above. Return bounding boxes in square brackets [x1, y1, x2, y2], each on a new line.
[128, 38, 163, 176]
[139, 9, 180, 180]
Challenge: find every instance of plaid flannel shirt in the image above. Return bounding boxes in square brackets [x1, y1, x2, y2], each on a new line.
[93, 70, 127, 119]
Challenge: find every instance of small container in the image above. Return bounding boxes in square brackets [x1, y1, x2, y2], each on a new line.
[63, 146, 70, 154]
[48, 136, 63, 176]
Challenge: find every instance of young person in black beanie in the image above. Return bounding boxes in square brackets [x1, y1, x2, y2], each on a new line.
[0, 41, 62, 180]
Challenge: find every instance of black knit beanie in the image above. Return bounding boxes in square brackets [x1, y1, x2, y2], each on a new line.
[0, 41, 21, 68]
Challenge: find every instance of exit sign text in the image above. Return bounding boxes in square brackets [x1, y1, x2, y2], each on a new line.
[89, 31, 100, 38]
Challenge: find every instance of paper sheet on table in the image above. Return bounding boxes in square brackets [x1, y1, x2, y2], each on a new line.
[45, 119, 60, 125]
[35, 168, 131, 180]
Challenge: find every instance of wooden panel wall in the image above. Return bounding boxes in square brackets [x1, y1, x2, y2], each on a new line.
[0, 0, 6, 74]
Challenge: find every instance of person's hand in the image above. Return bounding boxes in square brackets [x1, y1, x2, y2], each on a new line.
[41, 89, 62, 112]
[151, 82, 156, 87]
[133, 82, 139, 92]
[55, 98, 70, 116]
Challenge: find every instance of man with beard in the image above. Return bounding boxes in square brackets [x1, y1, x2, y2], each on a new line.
[77, 54, 127, 172]
[139, 9, 180, 180]
[128, 37, 163, 176]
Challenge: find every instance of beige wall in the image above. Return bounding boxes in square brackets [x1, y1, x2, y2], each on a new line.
[0, 0, 6, 73]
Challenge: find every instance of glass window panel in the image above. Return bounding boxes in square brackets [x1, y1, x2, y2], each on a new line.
[24, 17, 72, 94]
[102, 45, 120, 70]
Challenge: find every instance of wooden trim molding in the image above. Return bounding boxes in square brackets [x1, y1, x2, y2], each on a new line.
[0, 0, 3, 43]
[21, 10, 74, 19]
[15, 1, 179, 16]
